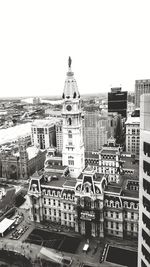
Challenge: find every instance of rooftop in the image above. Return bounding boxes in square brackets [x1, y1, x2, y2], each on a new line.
[120, 156, 139, 177]
[104, 186, 122, 194]
[125, 116, 140, 125]
[32, 118, 61, 128]
[41, 173, 67, 188]
[101, 149, 118, 155]
[85, 151, 99, 159]
[63, 179, 77, 188]
[0, 218, 15, 234]
[45, 165, 67, 171]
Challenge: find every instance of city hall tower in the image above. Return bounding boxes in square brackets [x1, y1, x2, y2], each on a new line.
[62, 57, 85, 178]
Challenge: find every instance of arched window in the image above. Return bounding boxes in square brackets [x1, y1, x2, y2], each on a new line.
[86, 186, 89, 193]
[73, 92, 76, 98]
[68, 118, 72, 125]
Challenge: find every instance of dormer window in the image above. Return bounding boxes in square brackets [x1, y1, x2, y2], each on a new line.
[86, 186, 89, 193]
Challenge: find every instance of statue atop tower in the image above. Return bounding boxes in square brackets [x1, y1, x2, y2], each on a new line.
[68, 56, 72, 68]
[62, 57, 80, 100]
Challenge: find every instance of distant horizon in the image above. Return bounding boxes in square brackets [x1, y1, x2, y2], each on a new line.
[0, 91, 107, 100]
[0, 90, 136, 100]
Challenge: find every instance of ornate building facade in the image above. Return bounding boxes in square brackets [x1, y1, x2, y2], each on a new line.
[28, 58, 139, 239]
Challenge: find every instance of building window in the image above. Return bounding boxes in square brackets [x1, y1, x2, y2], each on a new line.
[116, 222, 119, 229]
[143, 142, 150, 157]
[110, 212, 113, 218]
[131, 223, 134, 231]
[68, 118, 72, 125]
[68, 160, 74, 165]
[68, 130, 72, 138]
[143, 196, 150, 213]
[143, 160, 150, 176]
[143, 178, 150, 195]
[131, 212, 134, 220]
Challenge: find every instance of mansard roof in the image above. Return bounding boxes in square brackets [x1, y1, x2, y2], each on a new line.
[63, 180, 77, 188]
[41, 174, 66, 188]
[104, 186, 122, 195]
[85, 151, 99, 159]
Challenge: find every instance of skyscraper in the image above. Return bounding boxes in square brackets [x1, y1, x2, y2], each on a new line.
[135, 79, 150, 108]
[138, 94, 150, 267]
[83, 108, 108, 152]
[108, 87, 128, 118]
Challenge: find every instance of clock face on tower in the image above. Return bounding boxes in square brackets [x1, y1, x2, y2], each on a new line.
[66, 105, 72, 111]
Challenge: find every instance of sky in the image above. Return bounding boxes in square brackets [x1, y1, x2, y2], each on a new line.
[0, 0, 150, 98]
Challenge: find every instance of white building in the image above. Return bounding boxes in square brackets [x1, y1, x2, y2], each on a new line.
[138, 94, 150, 267]
[99, 137, 120, 183]
[31, 118, 61, 150]
[62, 58, 85, 178]
[125, 116, 140, 156]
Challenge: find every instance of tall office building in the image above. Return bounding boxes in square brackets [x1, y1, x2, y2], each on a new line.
[125, 116, 140, 156]
[31, 119, 58, 149]
[55, 120, 63, 153]
[108, 87, 128, 118]
[135, 79, 150, 108]
[83, 108, 108, 152]
[138, 94, 150, 267]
